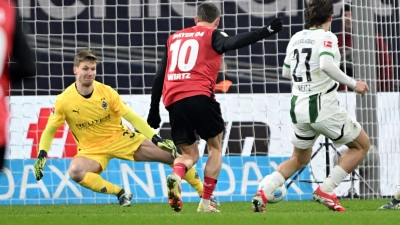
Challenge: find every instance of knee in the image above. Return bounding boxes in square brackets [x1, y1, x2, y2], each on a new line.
[68, 163, 86, 182]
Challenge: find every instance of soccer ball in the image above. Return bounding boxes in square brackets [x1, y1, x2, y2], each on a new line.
[266, 184, 287, 204]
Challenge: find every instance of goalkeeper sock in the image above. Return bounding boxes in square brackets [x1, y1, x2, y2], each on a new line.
[183, 167, 203, 196]
[172, 163, 187, 179]
[202, 177, 217, 201]
[321, 165, 348, 195]
[79, 172, 122, 195]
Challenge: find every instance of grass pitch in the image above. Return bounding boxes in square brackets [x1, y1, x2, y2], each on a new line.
[0, 199, 398, 225]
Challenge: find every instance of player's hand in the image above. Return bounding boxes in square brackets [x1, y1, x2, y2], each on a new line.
[34, 150, 47, 181]
[263, 17, 283, 37]
[151, 134, 179, 158]
[354, 81, 369, 97]
[147, 109, 161, 129]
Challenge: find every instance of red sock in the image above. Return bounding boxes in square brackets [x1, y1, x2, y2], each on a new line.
[172, 163, 187, 179]
[202, 177, 217, 200]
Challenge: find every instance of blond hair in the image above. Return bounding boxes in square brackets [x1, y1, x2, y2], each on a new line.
[73, 50, 98, 67]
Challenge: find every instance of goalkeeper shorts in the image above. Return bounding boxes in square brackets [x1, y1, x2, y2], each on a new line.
[75, 129, 147, 170]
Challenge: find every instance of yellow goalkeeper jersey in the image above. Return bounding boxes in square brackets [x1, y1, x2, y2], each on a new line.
[48, 81, 131, 150]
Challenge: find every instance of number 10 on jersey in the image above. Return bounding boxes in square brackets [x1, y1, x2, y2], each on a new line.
[169, 39, 200, 72]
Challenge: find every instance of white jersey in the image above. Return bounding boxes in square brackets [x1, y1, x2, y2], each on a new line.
[283, 29, 345, 124]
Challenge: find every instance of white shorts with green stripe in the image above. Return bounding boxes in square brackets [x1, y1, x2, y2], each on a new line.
[291, 112, 362, 149]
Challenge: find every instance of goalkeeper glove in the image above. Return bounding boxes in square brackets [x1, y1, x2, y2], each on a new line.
[151, 134, 179, 159]
[34, 150, 47, 181]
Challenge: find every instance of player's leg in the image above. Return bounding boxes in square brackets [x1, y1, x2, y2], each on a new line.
[252, 146, 313, 212]
[192, 96, 224, 213]
[142, 144, 213, 206]
[134, 138, 197, 211]
[133, 138, 176, 163]
[195, 132, 223, 213]
[252, 123, 317, 212]
[181, 167, 220, 207]
[116, 128, 206, 211]
[379, 185, 400, 209]
[164, 142, 199, 212]
[68, 155, 131, 206]
[134, 138, 207, 201]
[160, 98, 200, 212]
[312, 113, 369, 211]
[166, 151, 220, 208]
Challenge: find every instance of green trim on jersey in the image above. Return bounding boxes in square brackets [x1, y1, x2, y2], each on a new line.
[309, 94, 319, 123]
[319, 51, 335, 58]
[284, 63, 290, 68]
[290, 96, 298, 123]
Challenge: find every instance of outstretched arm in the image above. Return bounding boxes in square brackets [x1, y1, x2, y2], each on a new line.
[34, 96, 65, 181]
[34, 124, 59, 181]
[38, 124, 59, 153]
[124, 110, 177, 155]
[212, 18, 283, 54]
[124, 110, 156, 140]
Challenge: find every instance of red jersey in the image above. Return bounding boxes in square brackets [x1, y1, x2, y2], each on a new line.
[0, 0, 16, 146]
[162, 26, 223, 107]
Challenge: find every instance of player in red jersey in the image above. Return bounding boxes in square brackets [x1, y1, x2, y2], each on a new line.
[147, 2, 283, 212]
[0, 0, 36, 169]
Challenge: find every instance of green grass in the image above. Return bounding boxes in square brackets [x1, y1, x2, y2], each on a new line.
[0, 200, 398, 225]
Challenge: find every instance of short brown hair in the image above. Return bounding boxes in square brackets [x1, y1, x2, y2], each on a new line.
[74, 50, 98, 67]
[197, 3, 220, 23]
[305, 0, 333, 27]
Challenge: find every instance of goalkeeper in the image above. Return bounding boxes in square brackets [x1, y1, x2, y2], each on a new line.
[34, 49, 217, 207]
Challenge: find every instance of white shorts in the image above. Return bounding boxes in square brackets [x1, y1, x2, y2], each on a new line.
[291, 112, 362, 149]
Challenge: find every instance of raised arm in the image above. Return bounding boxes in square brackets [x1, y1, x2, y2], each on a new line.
[212, 18, 283, 54]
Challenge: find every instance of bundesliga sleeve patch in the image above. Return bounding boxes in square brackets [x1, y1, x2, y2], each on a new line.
[324, 41, 332, 48]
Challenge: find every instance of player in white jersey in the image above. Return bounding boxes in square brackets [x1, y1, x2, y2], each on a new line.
[252, 0, 370, 212]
